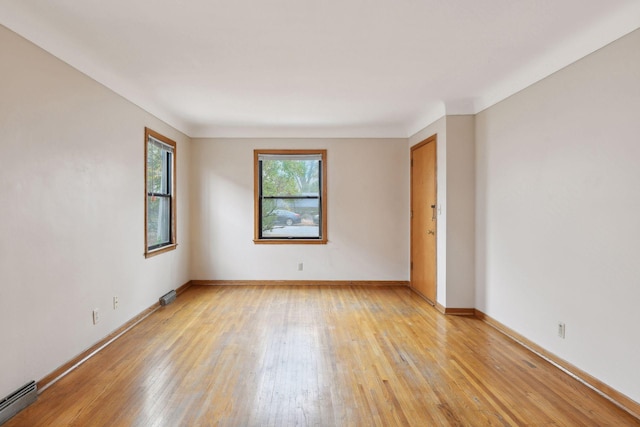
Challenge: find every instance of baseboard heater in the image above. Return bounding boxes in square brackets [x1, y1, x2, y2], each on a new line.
[159, 289, 177, 306]
[0, 381, 37, 425]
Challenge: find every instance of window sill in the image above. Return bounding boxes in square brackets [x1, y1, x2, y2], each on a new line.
[253, 239, 327, 245]
[144, 243, 178, 258]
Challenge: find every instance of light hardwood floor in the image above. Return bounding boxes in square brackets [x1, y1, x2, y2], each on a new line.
[6, 285, 639, 426]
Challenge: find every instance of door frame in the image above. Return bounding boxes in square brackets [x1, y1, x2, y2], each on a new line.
[410, 134, 438, 304]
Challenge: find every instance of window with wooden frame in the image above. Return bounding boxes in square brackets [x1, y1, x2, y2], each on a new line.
[145, 128, 177, 257]
[254, 149, 327, 244]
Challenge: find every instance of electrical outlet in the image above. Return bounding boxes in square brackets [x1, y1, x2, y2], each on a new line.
[298, 262, 303, 271]
[557, 322, 565, 339]
[93, 309, 100, 325]
[113, 296, 119, 310]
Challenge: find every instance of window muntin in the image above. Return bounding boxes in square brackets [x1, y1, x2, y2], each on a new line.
[255, 150, 327, 243]
[145, 128, 177, 256]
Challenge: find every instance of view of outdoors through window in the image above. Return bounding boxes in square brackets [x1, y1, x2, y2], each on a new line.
[146, 136, 173, 249]
[260, 155, 321, 239]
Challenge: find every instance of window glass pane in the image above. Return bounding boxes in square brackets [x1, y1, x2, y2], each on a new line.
[147, 143, 164, 194]
[262, 159, 319, 197]
[147, 195, 171, 247]
[261, 198, 320, 238]
[161, 152, 171, 194]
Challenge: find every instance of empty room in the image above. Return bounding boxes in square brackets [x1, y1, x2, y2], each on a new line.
[1, 1, 639, 425]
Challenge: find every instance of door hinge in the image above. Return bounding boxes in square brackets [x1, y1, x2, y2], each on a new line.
[410, 261, 413, 270]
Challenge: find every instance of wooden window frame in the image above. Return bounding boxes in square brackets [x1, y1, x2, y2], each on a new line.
[144, 128, 177, 257]
[254, 149, 328, 244]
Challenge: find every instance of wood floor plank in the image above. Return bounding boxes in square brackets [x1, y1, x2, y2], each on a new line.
[5, 285, 639, 426]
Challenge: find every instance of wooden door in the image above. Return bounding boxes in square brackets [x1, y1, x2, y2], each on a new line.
[411, 135, 437, 304]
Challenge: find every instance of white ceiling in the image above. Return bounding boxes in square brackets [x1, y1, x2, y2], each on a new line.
[1, 1, 639, 138]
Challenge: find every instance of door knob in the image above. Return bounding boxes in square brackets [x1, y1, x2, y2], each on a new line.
[427, 230, 435, 235]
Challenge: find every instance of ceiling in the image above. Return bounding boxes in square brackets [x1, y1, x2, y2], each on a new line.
[1, 1, 639, 138]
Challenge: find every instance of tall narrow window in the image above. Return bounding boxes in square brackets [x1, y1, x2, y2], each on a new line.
[145, 128, 177, 257]
[254, 149, 327, 244]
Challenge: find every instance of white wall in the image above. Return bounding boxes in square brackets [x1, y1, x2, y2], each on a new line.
[0, 26, 191, 398]
[476, 28, 640, 402]
[189, 138, 409, 281]
[444, 116, 475, 308]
